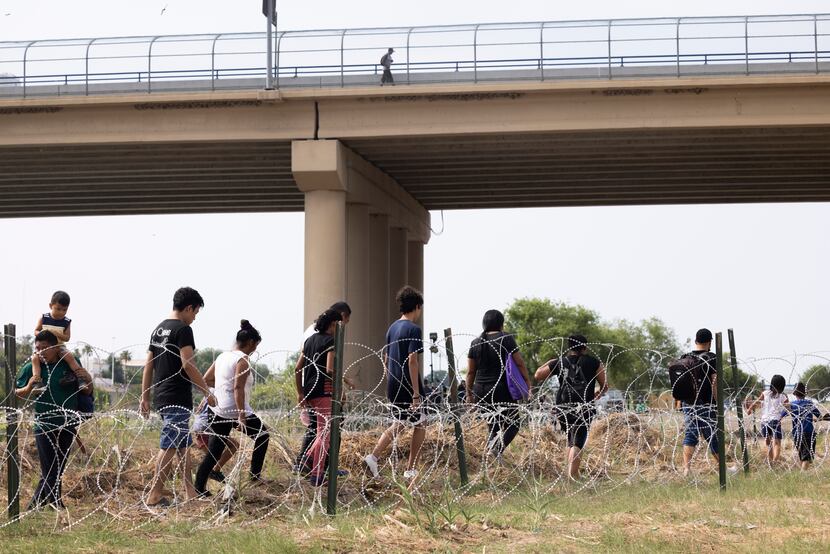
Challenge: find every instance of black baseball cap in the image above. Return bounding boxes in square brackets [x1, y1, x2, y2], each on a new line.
[695, 328, 713, 344]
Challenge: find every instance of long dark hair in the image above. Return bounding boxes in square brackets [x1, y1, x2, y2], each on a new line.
[770, 374, 786, 395]
[481, 309, 504, 339]
[314, 309, 343, 333]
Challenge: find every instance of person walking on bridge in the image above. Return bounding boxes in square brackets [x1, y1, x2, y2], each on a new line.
[380, 48, 394, 85]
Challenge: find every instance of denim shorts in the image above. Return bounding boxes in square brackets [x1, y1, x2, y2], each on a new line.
[390, 402, 428, 426]
[682, 405, 718, 454]
[159, 406, 192, 450]
[761, 419, 783, 440]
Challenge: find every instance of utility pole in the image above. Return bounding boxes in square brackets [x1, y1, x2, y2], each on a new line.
[262, 0, 277, 89]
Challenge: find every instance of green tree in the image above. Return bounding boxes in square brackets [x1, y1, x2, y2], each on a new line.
[801, 364, 830, 400]
[504, 298, 603, 374]
[250, 351, 300, 410]
[720, 352, 760, 398]
[15, 334, 34, 368]
[504, 298, 681, 393]
[193, 347, 223, 374]
[82, 344, 95, 369]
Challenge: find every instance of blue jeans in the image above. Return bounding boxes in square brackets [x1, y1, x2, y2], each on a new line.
[682, 404, 718, 454]
[159, 406, 192, 450]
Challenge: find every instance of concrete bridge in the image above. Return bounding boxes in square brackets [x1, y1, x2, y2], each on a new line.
[3, 15, 830, 386]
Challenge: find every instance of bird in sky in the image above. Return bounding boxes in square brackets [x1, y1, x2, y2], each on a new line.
[160, 4, 168, 16]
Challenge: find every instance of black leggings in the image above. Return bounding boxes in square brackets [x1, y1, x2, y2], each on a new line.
[195, 413, 270, 492]
[474, 382, 520, 457]
[295, 409, 318, 470]
[32, 426, 77, 508]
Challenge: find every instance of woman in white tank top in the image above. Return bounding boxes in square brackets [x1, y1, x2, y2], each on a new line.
[194, 320, 270, 496]
[747, 374, 789, 465]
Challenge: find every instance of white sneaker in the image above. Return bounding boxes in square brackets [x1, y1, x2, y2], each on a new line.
[403, 469, 419, 480]
[363, 454, 379, 478]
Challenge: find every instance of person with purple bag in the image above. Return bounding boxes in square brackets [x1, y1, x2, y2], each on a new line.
[465, 309, 532, 462]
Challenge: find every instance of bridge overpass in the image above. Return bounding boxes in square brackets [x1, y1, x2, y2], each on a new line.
[3, 14, 830, 386]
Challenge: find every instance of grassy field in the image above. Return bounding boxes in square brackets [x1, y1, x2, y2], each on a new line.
[1, 468, 829, 553]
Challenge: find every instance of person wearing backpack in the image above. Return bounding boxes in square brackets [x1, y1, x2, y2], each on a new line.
[465, 309, 532, 462]
[380, 48, 394, 85]
[672, 328, 722, 477]
[535, 335, 607, 480]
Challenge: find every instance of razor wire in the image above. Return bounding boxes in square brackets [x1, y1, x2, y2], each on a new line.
[1, 331, 829, 530]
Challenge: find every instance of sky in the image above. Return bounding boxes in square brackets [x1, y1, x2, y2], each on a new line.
[1, 0, 829, 382]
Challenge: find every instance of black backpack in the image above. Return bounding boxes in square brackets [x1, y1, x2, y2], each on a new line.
[556, 355, 590, 405]
[669, 353, 710, 402]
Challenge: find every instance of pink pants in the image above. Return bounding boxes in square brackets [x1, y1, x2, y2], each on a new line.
[306, 396, 332, 479]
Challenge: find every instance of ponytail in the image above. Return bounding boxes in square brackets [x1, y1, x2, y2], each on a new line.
[236, 319, 262, 345]
[314, 309, 343, 333]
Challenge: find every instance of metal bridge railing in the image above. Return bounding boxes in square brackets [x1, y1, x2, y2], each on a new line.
[1, 13, 829, 98]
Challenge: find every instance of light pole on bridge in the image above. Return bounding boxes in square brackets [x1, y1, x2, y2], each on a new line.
[263, 0, 277, 89]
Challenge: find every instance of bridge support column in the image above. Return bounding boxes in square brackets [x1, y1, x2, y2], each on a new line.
[388, 226, 409, 321]
[346, 202, 371, 389]
[293, 139, 431, 392]
[292, 141, 348, 325]
[407, 239, 425, 323]
[367, 213, 391, 390]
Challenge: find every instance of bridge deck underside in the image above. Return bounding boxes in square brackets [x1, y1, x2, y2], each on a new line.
[0, 141, 298, 218]
[2, 126, 830, 218]
[347, 126, 830, 210]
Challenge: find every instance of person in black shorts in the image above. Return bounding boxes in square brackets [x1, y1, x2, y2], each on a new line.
[535, 334, 607, 480]
[363, 286, 426, 483]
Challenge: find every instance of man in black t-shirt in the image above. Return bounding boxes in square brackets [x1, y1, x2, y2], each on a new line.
[535, 334, 607, 480]
[680, 328, 721, 477]
[140, 287, 215, 507]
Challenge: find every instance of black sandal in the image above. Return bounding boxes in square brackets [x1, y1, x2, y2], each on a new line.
[147, 497, 171, 508]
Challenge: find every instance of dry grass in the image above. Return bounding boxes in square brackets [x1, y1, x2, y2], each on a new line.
[0, 410, 828, 552]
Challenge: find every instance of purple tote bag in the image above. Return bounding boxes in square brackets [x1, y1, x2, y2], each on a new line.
[506, 354, 529, 401]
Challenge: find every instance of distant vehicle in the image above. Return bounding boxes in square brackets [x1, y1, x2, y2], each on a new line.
[0, 73, 19, 86]
[597, 389, 625, 412]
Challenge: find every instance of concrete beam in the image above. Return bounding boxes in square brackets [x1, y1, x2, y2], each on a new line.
[316, 80, 830, 139]
[292, 139, 431, 243]
[0, 99, 314, 146]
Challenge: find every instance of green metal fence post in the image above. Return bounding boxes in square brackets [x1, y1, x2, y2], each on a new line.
[443, 328, 468, 486]
[325, 321, 346, 515]
[728, 329, 750, 475]
[715, 332, 727, 491]
[4, 324, 20, 521]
